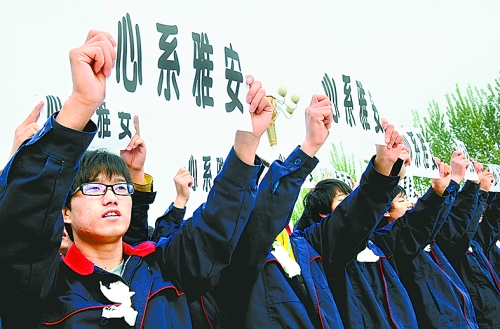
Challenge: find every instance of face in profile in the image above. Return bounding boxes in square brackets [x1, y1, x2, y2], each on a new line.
[385, 193, 412, 223]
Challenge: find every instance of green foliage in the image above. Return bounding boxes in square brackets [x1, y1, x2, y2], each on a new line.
[412, 74, 500, 193]
[329, 142, 364, 181]
[412, 176, 432, 196]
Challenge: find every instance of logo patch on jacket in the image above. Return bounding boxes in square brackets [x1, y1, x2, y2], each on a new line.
[356, 246, 380, 263]
[271, 242, 301, 278]
[100, 281, 138, 326]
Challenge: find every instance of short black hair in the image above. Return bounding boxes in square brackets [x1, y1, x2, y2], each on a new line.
[64, 149, 133, 240]
[295, 179, 353, 231]
[390, 185, 407, 202]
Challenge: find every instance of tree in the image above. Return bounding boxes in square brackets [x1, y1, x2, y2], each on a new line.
[412, 74, 500, 193]
[329, 141, 363, 182]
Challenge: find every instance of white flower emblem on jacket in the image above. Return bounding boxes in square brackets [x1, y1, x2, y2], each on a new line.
[271, 244, 301, 278]
[100, 281, 138, 326]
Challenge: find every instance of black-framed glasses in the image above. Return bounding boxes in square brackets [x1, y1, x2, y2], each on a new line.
[70, 183, 135, 196]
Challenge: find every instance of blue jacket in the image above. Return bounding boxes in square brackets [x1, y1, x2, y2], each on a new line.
[489, 240, 500, 275]
[152, 203, 228, 329]
[244, 236, 342, 328]
[333, 183, 453, 329]
[221, 154, 403, 328]
[216, 146, 335, 328]
[474, 193, 500, 274]
[123, 189, 157, 245]
[442, 189, 500, 328]
[335, 240, 417, 329]
[300, 157, 403, 329]
[0, 115, 261, 328]
[396, 180, 479, 329]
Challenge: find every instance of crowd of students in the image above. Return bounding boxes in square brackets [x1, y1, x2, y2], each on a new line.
[0, 29, 499, 329]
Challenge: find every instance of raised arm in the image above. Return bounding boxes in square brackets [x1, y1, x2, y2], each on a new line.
[0, 30, 115, 328]
[7, 101, 43, 160]
[215, 94, 331, 309]
[373, 153, 463, 258]
[156, 75, 273, 299]
[151, 168, 193, 242]
[301, 119, 405, 273]
[474, 176, 500, 253]
[121, 115, 158, 245]
[446, 166, 492, 255]
[436, 157, 482, 250]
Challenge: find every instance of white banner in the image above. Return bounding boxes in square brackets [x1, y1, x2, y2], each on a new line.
[401, 129, 440, 178]
[320, 72, 386, 145]
[453, 139, 479, 181]
[486, 164, 500, 193]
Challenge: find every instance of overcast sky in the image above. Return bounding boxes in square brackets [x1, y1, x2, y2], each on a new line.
[1, 0, 499, 218]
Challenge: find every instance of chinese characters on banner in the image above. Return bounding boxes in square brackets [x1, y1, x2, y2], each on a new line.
[186, 153, 225, 209]
[399, 175, 419, 203]
[321, 72, 385, 144]
[103, 4, 254, 209]
[105, 5, 252, 135]
[401, 129, 440, 179]
[453, 139, 479, 181]
[37, 94, 137, 150]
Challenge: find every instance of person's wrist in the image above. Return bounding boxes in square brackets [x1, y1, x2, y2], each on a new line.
[234, 130, 260, 165]
[130, 168, 145, 184]
[451, 174, 463, 184]
[373, 155, 394, 176]
[56, 97, 99, 130]
[432, 181, 447, 196]
[173, 196, 188, 209]
[300, 140, 321, 158]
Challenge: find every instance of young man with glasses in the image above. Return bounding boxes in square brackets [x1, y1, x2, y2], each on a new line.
[0, 30, 274, 329]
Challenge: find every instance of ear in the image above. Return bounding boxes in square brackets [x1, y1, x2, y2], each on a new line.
[383, 212, 390, 218]
[319, 213, 328, 218]
[62, 208, 72, 225]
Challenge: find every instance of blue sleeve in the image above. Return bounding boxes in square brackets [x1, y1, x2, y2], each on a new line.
[123, 190, 157, 245]
[155, 147, 261, 299]
[371, 183, 452, 259]
[0, 115, 96, 317]
[446, 189, 488, 255]
[219, 146, 316, 275]
[214, 146, 318, 324]
[300, 156, 402, 274]
[435, 181, 480, 252]
[427, 180, 460, 240]
[475, 193, 500, 253]
[151, 202, 186, 242]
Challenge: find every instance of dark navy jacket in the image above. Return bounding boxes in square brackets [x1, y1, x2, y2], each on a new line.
[222, 155, 403, 328]
[333, 183, 453, 329]
[301, 157, 403, 329]
[489, 239, 500, 275]
[475, 193, 500, 275]
[151, 203, 228, 329]
[216, 146, 335, 328]
[216, 153, 402, 328]
[0, 115, 261, 328]
[441, 188, 500, 328]
[397, 180, 479, 329]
